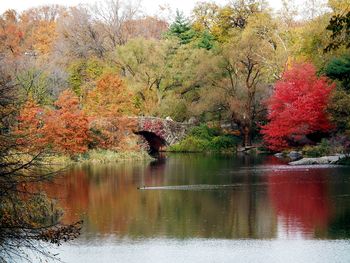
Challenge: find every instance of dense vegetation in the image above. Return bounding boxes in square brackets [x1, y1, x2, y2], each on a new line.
[0, 0, 349, 155]
[169, 125, 240, 152]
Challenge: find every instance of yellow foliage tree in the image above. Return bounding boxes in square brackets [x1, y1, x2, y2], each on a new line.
[84, 74, 139, 150]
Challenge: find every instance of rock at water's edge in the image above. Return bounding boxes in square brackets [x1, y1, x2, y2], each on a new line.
[289, 155, 345, 165]
[288, 151, 303, 161]
[274, 152, 283, 158]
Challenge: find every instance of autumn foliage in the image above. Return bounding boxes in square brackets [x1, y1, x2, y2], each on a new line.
[16, 74, 140, 155]
[85, 73, 137, 118]
[261, 63, 335, 151]
[85, 74, 138, 150]
[15, 97, 45, 151]
[0, 10, 24, 56]
[42, 90, 90, 155]
[16, 91, 90, 156]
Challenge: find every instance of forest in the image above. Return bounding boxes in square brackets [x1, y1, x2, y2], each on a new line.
[0, 0, 349, 156]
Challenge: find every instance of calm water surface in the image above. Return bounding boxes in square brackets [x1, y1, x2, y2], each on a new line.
[43, 154, 350, 262]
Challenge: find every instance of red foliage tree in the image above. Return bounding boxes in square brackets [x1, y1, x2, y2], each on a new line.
[43, 90, 90, 155]
[261, 63, 335, 151]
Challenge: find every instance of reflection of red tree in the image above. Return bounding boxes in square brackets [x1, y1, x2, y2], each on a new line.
[267, 168, 330, 233]
[263, 155, 287, 166]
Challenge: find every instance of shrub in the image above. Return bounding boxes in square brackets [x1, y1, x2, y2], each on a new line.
[169, 125, 239, 152]
[302, 139, 331, 157]
[189, 124, 219, 140]
[168, 136, 210, 152]
[210, 136, 238, 151]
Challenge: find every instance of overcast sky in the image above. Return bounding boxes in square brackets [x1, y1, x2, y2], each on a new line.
[0, 0, 287, 17]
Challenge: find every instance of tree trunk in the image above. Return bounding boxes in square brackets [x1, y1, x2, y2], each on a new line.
[242, 125, 252, 147]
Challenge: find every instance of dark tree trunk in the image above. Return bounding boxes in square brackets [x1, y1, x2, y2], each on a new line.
[242, 125, 252, 147]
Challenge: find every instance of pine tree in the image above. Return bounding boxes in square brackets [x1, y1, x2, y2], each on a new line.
[197, 30, 215, 50]
[325, 55, 350, 90]
[168, 10, 195, 44]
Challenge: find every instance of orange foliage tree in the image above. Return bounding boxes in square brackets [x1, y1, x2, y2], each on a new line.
[85, 73, 136, 117]
[43, 90, 90, 155]
[15, 97, 45, 151]
[0, 10, 24, 57]
[84, 73, 138, 150]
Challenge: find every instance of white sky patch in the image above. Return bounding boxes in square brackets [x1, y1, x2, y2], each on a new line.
[0, 0, 285, 17]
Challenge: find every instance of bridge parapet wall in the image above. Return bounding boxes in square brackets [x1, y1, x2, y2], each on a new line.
[137, 117, 191, 146]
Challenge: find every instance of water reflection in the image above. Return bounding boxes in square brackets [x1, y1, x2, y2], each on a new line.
[267, 168, 330, 238]
[41, 154, 350, 241]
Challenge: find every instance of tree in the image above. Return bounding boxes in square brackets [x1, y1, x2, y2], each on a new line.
[193, 11, 287, 146]
[325, 10, 350, 52]
[115, 38, 176, 114]
[278, 0, 298, 26]
[261, 63, 335, 151]
[0, 72, 81, 262]
[326, 55, 350, 132]
[325, 55, 350, 90]
[192, 1, 267, 42]
[166, 45, 219, 120]
[289, 13, 338, 69]
[16, 67, 52, 104]
[20, 5, 62, 56]
[122, 16, 168, 40]
[192, 2, 220, 33]
[56, 6, 106, 59]
[167, 10, 195, 44]
[91, 0, 141, 47]
[85, 74, 138, 150]
[196, 30, 216, 50]
[327, 89, 350, 132]
[67, 58, 104, 97]
[43, 90, 90, 155]
[0, 10, 24, 57]
[85, 73, 136, 118]
[15, 97, 45, 151]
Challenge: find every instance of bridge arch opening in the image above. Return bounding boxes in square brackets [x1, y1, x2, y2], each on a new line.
[135, 131, 167, 154]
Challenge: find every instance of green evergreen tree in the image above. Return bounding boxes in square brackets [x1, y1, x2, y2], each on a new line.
[197, 30, 216, 50]
[168, 10, 195, 44]
[325, 55, 350, 90]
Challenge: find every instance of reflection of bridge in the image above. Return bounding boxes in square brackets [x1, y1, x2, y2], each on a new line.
[132, 117, 191, 153]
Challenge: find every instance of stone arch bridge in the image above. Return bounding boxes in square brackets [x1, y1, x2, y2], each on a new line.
[131, 117, 191, 153]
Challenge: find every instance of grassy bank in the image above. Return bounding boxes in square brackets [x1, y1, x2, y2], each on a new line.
[168, 125, 240, 153]
[77, 149, 154, 163]
[42, 149, 154, 165]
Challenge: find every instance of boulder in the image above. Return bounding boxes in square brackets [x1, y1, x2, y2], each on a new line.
[289, 155, 345, 165]
[274, 152, 284, 158]
[288, 151, 303, 161]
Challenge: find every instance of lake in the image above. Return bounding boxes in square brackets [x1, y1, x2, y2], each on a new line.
[43, 153, 350, 262]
